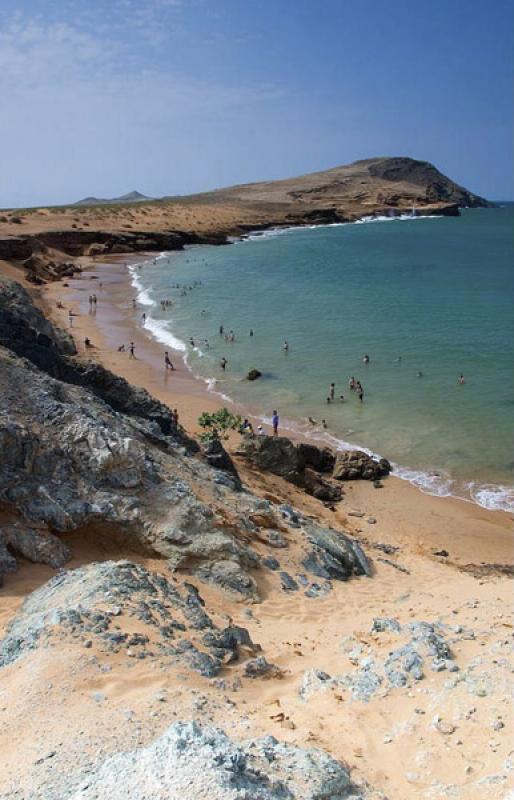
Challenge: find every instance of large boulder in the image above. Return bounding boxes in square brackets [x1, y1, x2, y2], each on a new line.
[298, 442, 335, 473]
[332, 450, 391, 481]
[302, 523, 373, 580]
[60, 720, 374, 800]
[237, 435, 305, 484]
[236, 435, 343, 503]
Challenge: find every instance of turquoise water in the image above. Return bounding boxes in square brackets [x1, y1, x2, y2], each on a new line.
[130, 208, 514, 511]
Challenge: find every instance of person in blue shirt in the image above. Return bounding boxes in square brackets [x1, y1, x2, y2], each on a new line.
[272, 410, 279, 436]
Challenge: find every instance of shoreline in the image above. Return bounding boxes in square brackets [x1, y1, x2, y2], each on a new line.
[40, 256, 514, 568]
[73, 242, 513, 515]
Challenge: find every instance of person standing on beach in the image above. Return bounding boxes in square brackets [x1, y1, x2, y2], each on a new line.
[164, 352, 175, 370]
[132, 299, 137, 309]
[129, 342, 135, 359]
[330, 382, 335, 401]
[272, 410, 279, 436]
[142, 312, 146, 324]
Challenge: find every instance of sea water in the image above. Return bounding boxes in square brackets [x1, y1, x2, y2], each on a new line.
[130, 207, 514, 511]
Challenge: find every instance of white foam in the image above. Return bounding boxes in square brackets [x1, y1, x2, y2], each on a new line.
[127, 264, 154, 306]
[393, 466, 454, 497]
[238, 214, 441, 244]
[354, 213, 442, 224]
[143, 316, 187, 352]
[466, 482, 514, 513]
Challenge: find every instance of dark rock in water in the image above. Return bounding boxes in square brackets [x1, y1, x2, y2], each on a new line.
[201, 438, 241, 489]
[246, 368, 262, 381]
[302, 523, 373, 581]
[280, 571, 299, 591]
[332, 451, 391, 481]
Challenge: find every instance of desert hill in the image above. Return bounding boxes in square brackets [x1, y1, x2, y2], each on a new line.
[74, 190, 152, 206]
[176, 156, 491, 211]
[0, 156, 493, 283]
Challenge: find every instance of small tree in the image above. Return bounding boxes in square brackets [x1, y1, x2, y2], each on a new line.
[198, 408, 242, 442]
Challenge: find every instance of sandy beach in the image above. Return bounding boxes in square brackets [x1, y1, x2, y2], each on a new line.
[0, 255, 511, 800]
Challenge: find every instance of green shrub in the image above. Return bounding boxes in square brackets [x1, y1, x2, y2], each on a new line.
[198, 408, 242, 442]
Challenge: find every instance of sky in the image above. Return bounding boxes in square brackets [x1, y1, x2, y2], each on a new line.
[1, 0, 512, 207]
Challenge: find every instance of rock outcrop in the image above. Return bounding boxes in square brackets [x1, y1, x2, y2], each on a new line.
[332, 451, 391, 481]
[236, 435, 342, 502]
[236, 434, 390, 499]
[58, 720, 376, 800]
[0, 522, 71, 585]
[0, 560, 262, 676]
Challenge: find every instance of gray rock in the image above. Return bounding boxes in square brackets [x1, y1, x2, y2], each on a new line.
[262, 557, 280, 571]
[244, 656, 279, 678]
[62, 720, 374, 799]
[0, 523, 70, 584]
[299, 669, 334, 700]
[279, 571, 299, 591]
[302, 523, 372, 581]
[0, 561, 258, 675]
[304, 581, 332, 598]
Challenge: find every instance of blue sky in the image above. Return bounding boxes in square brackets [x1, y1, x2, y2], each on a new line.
[1, 0, 512, 207]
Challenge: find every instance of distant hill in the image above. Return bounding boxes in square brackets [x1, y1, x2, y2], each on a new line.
[74, 190, 152, 206]
[174, 157, 492, 212]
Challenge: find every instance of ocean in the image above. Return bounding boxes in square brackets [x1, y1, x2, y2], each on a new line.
[129, 206, 514, 512]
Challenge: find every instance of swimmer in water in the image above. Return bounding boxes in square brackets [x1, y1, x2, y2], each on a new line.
[363, 354, 370, 364]
[458, 373, 465, 384]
